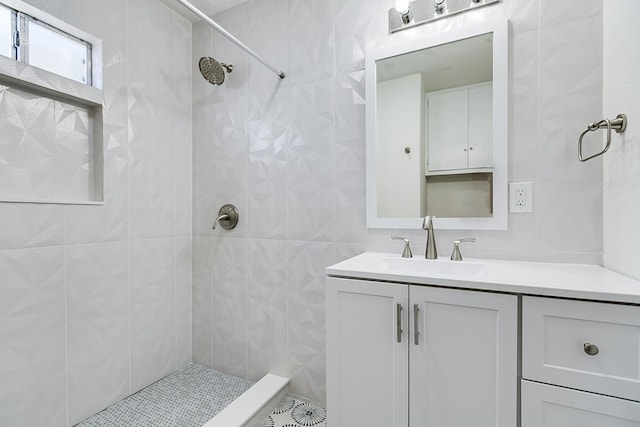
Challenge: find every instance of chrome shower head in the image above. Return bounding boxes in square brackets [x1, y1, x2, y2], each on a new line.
[199, 57, 233, 85]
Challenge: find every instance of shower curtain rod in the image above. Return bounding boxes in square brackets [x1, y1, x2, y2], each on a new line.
[174, 0, 286, 79]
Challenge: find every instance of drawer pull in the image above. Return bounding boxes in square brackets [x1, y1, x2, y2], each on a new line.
[583, 343, 599, 356]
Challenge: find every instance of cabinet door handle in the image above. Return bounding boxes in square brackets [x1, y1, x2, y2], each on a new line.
[584, 343, 599, 356]
[396, 303, 403, 343]
[414, 304, 420, 345]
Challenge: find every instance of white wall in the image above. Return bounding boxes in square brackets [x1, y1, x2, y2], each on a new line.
[192, 0, 604, 404]
[0, 0, 193, 425]
[603, 0, 640, 280]
[377, 73, 424, 217]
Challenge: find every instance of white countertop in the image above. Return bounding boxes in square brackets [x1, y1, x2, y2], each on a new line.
[326, 252, 640, 304]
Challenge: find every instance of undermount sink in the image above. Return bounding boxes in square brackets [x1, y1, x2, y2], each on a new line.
[369, 257, 487, 277]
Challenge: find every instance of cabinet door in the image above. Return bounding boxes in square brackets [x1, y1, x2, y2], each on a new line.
[427, 89, 469, 172]
[468, 84, 493, 168]
[409, 286, 517, 427]
[326, 277, 409, 427]
[522, 380, 640, 426]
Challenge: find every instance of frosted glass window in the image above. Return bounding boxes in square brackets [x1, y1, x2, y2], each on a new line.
[28, 19, 89, 84]
[0, 5, 12, 58]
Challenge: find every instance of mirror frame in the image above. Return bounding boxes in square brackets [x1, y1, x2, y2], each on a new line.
[366, 18, 509, 230]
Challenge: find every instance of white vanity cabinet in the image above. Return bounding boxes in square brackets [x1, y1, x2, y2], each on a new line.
[521, 296, 640, 425]
[326, 277, 518, 427]
[327, 252, 640, 427]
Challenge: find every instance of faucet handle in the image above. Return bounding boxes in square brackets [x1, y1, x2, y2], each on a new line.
[391, 236, 413, 258]
[451, 238, 476, 261]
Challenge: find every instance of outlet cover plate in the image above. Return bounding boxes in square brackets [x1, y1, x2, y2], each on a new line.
[509, 182, 533, 213]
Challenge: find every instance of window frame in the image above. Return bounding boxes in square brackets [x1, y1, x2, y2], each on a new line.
[19, 12, 93, 86]
[0, 0, 102, 89]
[6, 9, 93, 85]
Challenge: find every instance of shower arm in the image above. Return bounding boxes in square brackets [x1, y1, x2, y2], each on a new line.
[174, 0, 286, 79]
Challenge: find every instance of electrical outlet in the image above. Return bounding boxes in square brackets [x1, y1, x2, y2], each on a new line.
[509, 182, 533, 213]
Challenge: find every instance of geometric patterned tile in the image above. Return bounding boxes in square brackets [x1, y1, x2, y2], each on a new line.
[538, 16, 603, 254]
[335, 0, 387, 75]
[259, 395, 327, 427]
[335, 71, 368, 243]
[0, 83, 95, 201]
[287, 241, 333, 404]
[287, 0, 334, 86]
[192, 237, 214, 368]
[66, 242, 130, 425]
[211, 237, 249, 379]
[247, 239, 288, 381]
[287, 79, 335, 242]
[0, 247, 67, 427]
[129, 238, 177, 393]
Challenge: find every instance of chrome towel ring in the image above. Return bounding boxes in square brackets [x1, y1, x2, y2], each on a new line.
[578, 113, 627, 162]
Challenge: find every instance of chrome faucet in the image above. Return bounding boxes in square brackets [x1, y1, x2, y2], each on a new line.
[422, 215, 437, 259]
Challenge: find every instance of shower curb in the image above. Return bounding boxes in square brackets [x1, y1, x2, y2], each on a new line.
[203, 374, 290, 427]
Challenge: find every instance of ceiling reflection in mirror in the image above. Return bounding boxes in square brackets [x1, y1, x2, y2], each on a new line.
[376, 33, 492, 92]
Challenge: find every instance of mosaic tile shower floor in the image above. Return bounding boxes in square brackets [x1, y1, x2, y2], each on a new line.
[74, 362, 327, 427]
[75, 363, 254, 426]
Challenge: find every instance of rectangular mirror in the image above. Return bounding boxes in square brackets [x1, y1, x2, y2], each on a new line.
[366, 19, 508, 230]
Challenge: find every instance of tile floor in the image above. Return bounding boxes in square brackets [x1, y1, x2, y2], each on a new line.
[260, 394, 327, 427]
[73, 363, 327, 427]
[75, 363, 254, 426]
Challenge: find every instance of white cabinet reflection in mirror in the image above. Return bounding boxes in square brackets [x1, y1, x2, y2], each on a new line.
[427, 82, 493, 173]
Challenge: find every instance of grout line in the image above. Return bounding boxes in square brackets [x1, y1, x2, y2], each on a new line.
[63, 245, 70, 427]
[172, 12, 179, 375]
[125, 0, 132, 395]
[535, 0, 541, 263]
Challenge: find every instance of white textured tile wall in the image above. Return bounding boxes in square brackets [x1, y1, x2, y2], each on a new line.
[603, 0, 640, 280]
[0, 88, 94, 202]
[192, 0, 604, 404]
[0, 0, 193, 425]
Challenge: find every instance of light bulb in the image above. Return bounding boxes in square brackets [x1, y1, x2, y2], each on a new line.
[395, 0, 410, 13]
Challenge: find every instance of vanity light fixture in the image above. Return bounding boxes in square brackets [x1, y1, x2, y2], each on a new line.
[395, 0, 414, 24]
[388, 0, 500, 33]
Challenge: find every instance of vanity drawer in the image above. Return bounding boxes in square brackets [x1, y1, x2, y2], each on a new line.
[522, 296, 640, 401]
[521, 380, 640, 426]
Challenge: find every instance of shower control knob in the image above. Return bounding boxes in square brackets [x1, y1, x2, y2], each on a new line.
[212, 204, 239, 230]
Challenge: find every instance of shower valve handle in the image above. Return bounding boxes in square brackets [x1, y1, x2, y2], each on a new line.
[212, 204, 239, 230]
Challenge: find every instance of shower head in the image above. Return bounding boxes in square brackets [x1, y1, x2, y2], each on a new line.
[199, 57, 233, 85]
